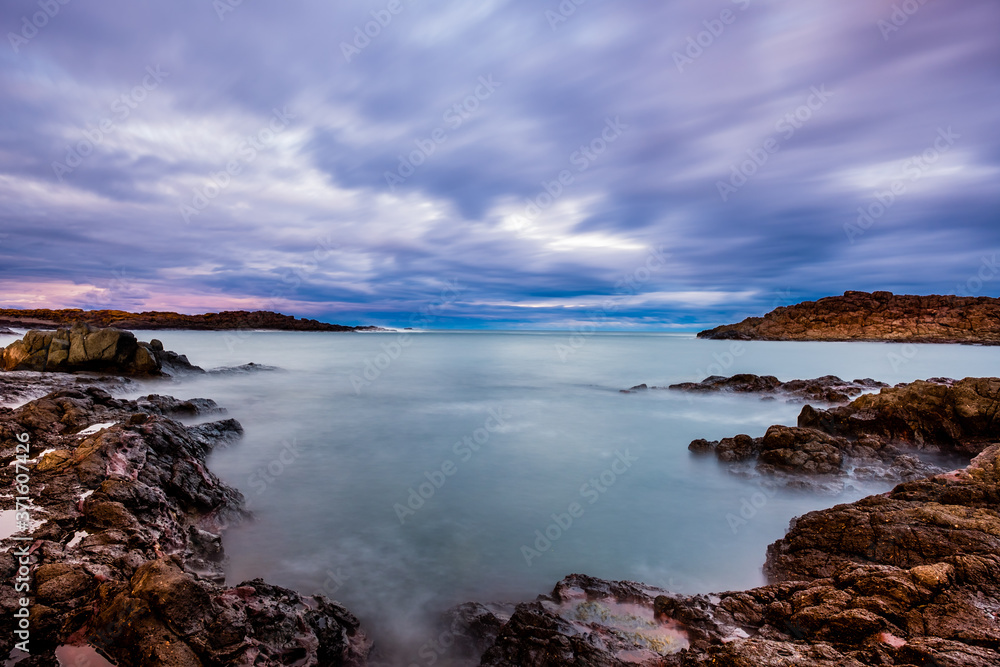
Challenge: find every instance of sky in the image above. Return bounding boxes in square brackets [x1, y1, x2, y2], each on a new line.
[0, 0, 998, 330]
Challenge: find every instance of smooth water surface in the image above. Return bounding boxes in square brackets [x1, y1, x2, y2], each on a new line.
[110, 331, 1000, 661]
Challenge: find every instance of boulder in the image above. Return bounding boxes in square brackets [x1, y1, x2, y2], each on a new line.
[0, 323, 205, 376]
[757, 426, 846, 475]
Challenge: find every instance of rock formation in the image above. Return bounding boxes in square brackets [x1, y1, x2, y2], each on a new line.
[1, 371, 135, 407]
[698, 291, 1000, 344]
[0, 386, 371, 665]
[658, 374, 887, 404]
[0, 323, 202, 376]
[689, 377, 999, 483]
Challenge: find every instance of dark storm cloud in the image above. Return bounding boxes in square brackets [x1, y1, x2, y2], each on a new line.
[0, 0, 997, 327]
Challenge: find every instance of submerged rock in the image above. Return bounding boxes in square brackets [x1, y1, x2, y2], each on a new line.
[665, 374, 887, 405]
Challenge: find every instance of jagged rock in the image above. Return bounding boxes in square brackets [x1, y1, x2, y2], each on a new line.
[698, 292, 1000, 344]
[797, 377, 1000, 455]
[134, 394, 226, 417]
[718, 434, 760, 462]
[207, 362, 281, 375]
[0, 387, 372, 665]
[0, 370, 135, 406]
[479, 575, 699, 666]
[666, 374, 887, 405]
[757, 426, 846, 475]
[690, 378, 998, 484]
[439, 602, 515, 662]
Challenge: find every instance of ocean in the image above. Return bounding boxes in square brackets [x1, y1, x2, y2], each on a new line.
[108, 330, 999, 663]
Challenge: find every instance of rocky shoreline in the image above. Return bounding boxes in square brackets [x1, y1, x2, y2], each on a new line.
[699, 291, 1000, 344]
[444, 377, 1000, 667]
[0, 308, 378, 333]
[0, 386, 371, 666]
[2, 325, 999, 666]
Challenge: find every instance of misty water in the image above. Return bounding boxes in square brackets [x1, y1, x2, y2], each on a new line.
[109, 331, 999, 663]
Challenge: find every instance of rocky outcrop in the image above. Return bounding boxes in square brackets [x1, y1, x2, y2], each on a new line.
[797, 377, 1000, 456]
[689, 377, 999, 484]
[0, 327, 17, 335]
[0, 308, 362, 331]
[698, 291, 1000, 344]
[456, 434, 1000, 666]
[0, 323, 202, 376]
[661, 374, 887, 404]
[0, 387, 371, 665]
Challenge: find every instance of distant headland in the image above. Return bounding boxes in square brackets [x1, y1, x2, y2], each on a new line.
[0, 308, 377, 332]
[699, 291, 1000, 345]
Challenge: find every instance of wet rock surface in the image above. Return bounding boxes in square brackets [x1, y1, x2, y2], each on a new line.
[0, 371, 136, 407]
[698, 291, 1000, 344]
[663, 374, 888, 405]
[0, 385, 371, 666]
[0, 323, 204, 376]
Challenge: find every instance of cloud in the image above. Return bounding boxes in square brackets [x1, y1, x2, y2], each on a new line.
[0, 0, 997, 328]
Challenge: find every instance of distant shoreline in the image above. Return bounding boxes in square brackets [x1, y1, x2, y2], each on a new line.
[0, 307, 379, 332]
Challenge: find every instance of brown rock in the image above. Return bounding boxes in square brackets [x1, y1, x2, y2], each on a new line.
[698, 292, 1000, 345]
